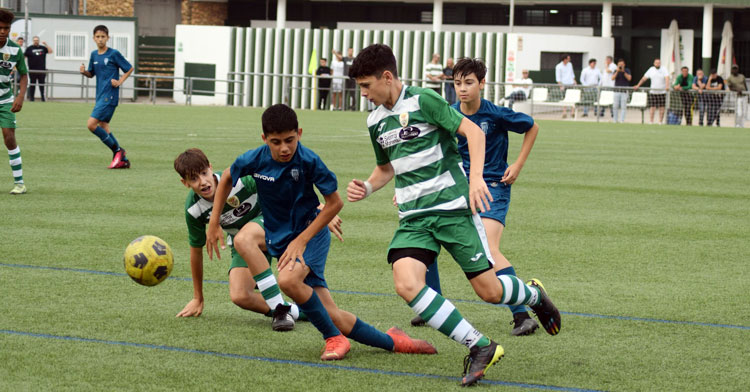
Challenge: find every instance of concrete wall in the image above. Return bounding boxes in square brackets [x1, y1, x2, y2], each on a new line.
[16, 15, 136, 100]
[173, 24, 234, 105]
[505, 33, 614, 82]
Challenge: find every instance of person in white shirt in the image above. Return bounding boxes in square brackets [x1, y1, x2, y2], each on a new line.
[503, 69, 533, 109]
[424, 53, 443, 94]
[555, 54, 576, 118]
[599, 56, 617, 118]
[634, 58, 670, 124]
[580, 58, 602, 117]
[331, 50, 345, 110]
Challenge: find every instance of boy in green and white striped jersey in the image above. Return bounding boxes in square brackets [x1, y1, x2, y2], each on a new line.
[174, 148, 317, 331]
[348, 44, 561, 387]
[0, 9, 28, 194]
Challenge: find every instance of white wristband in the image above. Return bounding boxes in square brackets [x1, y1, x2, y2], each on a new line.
[363, 181, 373, 198]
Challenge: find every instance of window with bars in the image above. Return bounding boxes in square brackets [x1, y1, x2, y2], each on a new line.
[54, 32, 87, 60]
[524, 10, 548, 25]
[110, 35, 130, 59]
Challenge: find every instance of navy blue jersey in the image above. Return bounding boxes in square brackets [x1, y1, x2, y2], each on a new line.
[86, 48, 132, 106]
[453, 99, 533, 181]
[230, 143, 338, 256]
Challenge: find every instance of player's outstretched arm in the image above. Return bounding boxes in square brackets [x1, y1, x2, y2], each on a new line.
[176, 246, 206, 317]
[456, 117, 492, 214]
[502, 122, 539, 185]
[206, 168, 233, 260]
[347, 163, 394, 202]
[278, 191, 344, 271]
[79, 63, 93, 78]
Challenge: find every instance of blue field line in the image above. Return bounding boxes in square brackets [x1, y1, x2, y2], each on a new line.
[3, 262, 749, 331]
[0, 328, 602, 392]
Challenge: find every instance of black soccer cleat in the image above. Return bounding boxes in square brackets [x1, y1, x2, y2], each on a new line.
[461, 340, 504, 387]
[410, 315, 426, 327]
[510, 312, 539, 336]
[272, 304, 295, 332]
[526, 279, 561, 335]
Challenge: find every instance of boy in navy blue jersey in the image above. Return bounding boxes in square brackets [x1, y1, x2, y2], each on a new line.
[415, 58, 541, 336]
[79, 25, 133, 169]
[206, 104, 436, 361]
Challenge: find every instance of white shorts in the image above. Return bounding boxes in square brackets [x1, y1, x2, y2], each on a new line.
[332, 80, 343, 93]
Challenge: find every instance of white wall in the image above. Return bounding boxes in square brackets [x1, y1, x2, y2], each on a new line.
[505, 33, 614, 82]
[338, 22, 593, 36]
[15, 15, 136, 100]
[251, 20, 311, 29]
[173, 24, 234, 105]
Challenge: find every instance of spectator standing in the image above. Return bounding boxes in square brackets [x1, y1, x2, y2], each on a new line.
[503, 69, 532, 110]
[330, 50, 344, 110]
[634, 58, 670, 124]
[692, 69, 708, 126]
[343, 48, 356, 110]
[599, 56, 617, 118]
[704, 68, 725, 127]
[611, 58, 632, 123]
[726, 65, 747, 128]
[315, 58, 332, 110]
[424, 53, 443, 95]
[555, 54, 576, 118]
[24, 36, 52, 102]
[672, 67, 695, 125]
[442, 57, 456, 104]
[579, 58, 601, 117]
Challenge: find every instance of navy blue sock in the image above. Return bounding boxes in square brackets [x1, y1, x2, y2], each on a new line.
[298, 291, 340, 339]
[425, 260, 442, 295]
[92, 126, 118, 152]
[108, 132, 123, 156]
[347, 318, 395, 351]
[496, 266, 528, 314]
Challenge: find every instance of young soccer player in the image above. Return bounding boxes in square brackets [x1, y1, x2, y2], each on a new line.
[0, 9, 28, 194]
[413, 58, 541, 337]
[174, 148, 310, 331]
[79, 25, 133, 169]
[206, 104, 436, 361]
[347, 44, 561, 386]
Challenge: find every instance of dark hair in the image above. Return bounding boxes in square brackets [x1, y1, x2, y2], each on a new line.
[262, 104, 298, 135]
[93, 25, 109, 36]
[348, 44, 399, 80]
[174, 148, 210, 180]
[617, 58, 625, 64]
[453, 57, 487, 81]
[561, 54, 570, 61]
[588, 58, 597, 65]
[709, 68, 717, 74]
[681, 66, 688, 71]
[0, 8, 14, 24]
[731, 65, 739, 70]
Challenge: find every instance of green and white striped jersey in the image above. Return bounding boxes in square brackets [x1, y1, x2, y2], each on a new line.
[367, 85, 470, 221]
[0, 40, 27, 105]
[184, 171, 261, 248]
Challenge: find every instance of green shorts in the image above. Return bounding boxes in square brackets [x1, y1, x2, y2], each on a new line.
[227, 215, 272, 272]
[0, 104, 17, 128]
[388, 213, 494, 274]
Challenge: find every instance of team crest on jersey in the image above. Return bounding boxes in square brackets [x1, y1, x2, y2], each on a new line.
[2, 53, 9, 61]
[104, 57, 109, 65]
[227, 195, 240, 208]
[291, 168, 300, 182]
[399, 112, 409, 127]
[480, 121, 489, 134]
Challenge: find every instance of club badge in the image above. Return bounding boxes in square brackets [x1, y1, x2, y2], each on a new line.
[2, 53, 9, 61]
[399, 112, 409, 127]
[227, 195, 240, 208]
[291, 168, 300, 182]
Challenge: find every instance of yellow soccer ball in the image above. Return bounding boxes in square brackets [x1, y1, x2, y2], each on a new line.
[123, 235, 174, 286]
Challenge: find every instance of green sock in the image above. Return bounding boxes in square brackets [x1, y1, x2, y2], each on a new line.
[408, 285, 490, 348]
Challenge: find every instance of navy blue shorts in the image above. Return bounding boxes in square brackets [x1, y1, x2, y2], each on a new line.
[480, 180, 511, 226]
[91, 102, 117, 123]
[278, 227, 330, 289]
